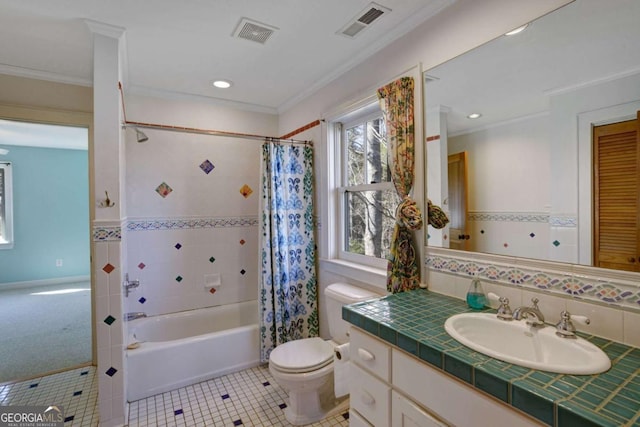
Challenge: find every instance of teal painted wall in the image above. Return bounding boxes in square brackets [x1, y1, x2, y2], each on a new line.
[0, 145, 89, 284]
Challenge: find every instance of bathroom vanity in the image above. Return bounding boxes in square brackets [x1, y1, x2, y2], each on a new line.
[344, 290, 639, 426]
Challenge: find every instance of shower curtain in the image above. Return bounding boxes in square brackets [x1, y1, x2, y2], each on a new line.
[259, 140, 319, 363]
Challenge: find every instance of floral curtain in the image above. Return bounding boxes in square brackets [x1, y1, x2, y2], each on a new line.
[377, 76, 423, 293]
[259, 141, 319, 362]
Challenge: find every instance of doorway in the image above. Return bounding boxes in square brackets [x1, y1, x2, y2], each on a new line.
[0, 116, 93, 383]
[593, 113, 640, 272]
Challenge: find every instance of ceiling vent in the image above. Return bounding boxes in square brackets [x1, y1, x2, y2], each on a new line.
[233, 18, 278, 44]
[338, 2, 391, 38]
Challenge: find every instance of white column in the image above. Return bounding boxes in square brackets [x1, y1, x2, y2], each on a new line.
[86, 20, 128, 427]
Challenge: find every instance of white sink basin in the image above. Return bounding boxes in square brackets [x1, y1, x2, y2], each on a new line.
[444, 313, 611, 375]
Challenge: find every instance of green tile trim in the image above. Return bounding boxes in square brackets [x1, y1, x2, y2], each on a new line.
[444, 353, 473, 384]
[474, 368, 509, 403]
[557, 401, 625, 427]
[418, 342, 442, 368]
[342, 289, 640, 427]
[512, 382, 555, 426]
[397, 331, 419, 356]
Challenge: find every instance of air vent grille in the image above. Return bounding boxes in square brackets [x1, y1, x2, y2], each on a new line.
[338, 2, 390, 38]
[233, 18, 278, 44]
[358, 7, 385, 24]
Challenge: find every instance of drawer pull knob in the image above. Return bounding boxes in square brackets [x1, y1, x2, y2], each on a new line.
[358, 348, 375, 361]
[360, 391, 375, 406]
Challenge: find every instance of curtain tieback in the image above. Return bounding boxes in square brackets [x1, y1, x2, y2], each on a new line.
[396, 196, 423, 230]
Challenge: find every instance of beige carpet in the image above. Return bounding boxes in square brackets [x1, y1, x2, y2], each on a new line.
[0, 281, 92, 383]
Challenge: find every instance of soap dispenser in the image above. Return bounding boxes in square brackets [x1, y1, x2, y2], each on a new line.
[466, 276, 487, 310]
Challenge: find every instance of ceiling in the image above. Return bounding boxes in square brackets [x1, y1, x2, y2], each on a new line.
[425, 0, 640, 135]
[0, 0, 451, 114]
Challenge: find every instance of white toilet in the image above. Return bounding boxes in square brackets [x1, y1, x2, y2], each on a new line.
[268, 282, 379, 425]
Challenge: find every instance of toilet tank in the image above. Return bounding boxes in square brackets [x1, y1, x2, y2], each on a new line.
[324, 283, 380, 344]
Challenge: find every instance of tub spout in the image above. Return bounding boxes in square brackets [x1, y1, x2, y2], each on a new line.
[125, 312, 147, 321]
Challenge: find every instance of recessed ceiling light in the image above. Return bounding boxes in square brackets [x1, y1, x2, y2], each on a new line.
[467, 113, 482, 119]
[505, 24, 528, 36]
[212, 80, 233, 89]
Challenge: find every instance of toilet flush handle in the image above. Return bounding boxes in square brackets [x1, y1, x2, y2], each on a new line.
[357, 348, 375, 362]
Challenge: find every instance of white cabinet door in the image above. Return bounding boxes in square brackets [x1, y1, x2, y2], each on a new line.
[392, 391, 448, 427]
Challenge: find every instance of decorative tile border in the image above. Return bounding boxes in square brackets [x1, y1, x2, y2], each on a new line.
[93, 225, 122, 241]
[468, 211, 549, 223]
[549, 215, 578, 228]
[425, 253, 640, 312]
[468, 211, 578, 228]
[126, 216, 259, 231]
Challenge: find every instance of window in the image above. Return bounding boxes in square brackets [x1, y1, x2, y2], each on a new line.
[338, 111, 400, 267]
[0, 162, 13, 249]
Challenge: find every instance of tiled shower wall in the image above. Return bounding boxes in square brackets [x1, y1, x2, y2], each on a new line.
[123, 115, 267, 316]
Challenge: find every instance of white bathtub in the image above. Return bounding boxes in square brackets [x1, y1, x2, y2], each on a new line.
[126, 300, 259, 401]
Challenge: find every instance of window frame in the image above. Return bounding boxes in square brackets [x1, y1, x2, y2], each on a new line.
[337, 109, 395, 270]
[0, 162, 14, 250]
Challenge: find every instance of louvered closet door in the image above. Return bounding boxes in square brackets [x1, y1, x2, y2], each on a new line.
[593, 114, 640, 272]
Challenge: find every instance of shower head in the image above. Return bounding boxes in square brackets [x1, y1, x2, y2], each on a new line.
[135, 128, 149, 143]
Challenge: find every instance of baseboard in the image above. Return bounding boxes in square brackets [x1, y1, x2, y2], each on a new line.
[0, 275, 91, 291]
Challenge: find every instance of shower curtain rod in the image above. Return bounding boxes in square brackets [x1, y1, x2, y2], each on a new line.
[123, 121, 311, 145]
[117, 82, 311, 145]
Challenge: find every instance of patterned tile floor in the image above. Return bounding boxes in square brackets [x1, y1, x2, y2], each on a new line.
[0, 365, 98, 426]
[0, 365, 350, 427]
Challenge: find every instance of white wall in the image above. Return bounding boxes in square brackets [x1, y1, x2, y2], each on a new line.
[123, 94, 277, 316]
[278, 0, 572, 339]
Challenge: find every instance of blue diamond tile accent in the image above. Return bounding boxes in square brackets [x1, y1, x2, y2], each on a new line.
[279, 403, 287, 409]
[105, 367, 117, 377]
[553, 240, 561, 247]
[73, 391, 82, 396]
[174, 409, 183, 416]
[175, 243, 182, 250]
[262, 381, 270, 386]
[240, 269, 246, 275]
[209, 256, 216, 263]
[29, 383, 38, 388]
[221, 394, 230, 400]
[64, 416, 75, 423]
[103, 315, 116, 326]
[530, 232, 535, 238]
[176, 276, 183, 283]
[233, 420, 243, 426]
[139, 297, 146, 304]
[342, 412, 350, 420]
[200, 159, 215, 174]
[80, 371, 88, 376]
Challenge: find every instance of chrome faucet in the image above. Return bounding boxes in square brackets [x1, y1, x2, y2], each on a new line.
[125, 312, 147, 321]
[555, 310, 591, 339]
[513, 298, 545, 327]
[123, 273, 140, 297]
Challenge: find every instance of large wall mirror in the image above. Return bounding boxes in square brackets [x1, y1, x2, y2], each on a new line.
[424, 0, 640, 272]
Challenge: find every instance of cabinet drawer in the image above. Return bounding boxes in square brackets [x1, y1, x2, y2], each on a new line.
[350, 364, 391, 427]
[350, 327, 391, 381]
[392, 390, 448, 427]
[349, 409, 373, 427]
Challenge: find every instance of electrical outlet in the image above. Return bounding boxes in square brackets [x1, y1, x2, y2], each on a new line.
[56, 259, 63, 267]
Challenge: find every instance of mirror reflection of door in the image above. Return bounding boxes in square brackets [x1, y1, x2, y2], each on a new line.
[593, 112, 640, 272]
[448, 151, 469, 250]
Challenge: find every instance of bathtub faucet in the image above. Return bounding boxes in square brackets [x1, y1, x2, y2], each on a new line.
[124, 273, 140, 297]
[125, 312, 147, 321]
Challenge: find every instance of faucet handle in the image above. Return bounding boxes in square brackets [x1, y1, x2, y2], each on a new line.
[487, 292, 513, 321]
[555, 310, 590, 339]
[530, 297, 540, 309]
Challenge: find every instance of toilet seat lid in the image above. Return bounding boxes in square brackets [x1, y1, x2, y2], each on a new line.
[269, 337, 334, 373]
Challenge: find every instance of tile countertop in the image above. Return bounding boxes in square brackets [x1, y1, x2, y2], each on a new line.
[342, 289, 640, 427]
